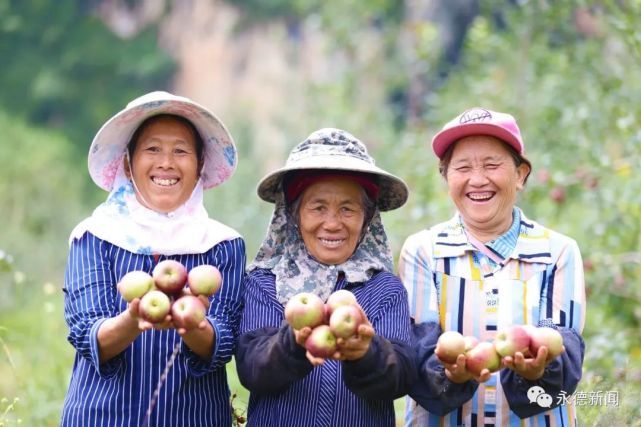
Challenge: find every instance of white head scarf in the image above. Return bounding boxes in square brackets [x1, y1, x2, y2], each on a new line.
[70, 150, 239, 255]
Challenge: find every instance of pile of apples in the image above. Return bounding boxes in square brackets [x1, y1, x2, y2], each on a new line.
[284, 289, 363, 358]
[436, 324, 564, 376]
[117, 260, 222, 330]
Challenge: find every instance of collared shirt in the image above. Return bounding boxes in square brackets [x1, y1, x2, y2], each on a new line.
[60, 232, 246, 427]
[400, 208, 586, 426]
[485, 208, 521, 263]
[236, 268, 415, 427]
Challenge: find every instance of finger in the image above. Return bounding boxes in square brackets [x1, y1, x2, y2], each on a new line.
[356, 324, 375, 338]
[197, 295, 210, 309]
[478, 370, 492, 383]
[513, 352, 527, 371]
[536, 346, 549, 364]
[305, 351, 325, 366]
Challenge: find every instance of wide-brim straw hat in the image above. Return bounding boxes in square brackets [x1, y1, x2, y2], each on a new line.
[257, 128, 408, 211]
[88, 91, 237, 191]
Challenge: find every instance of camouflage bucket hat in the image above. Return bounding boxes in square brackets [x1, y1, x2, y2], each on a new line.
[256, 128, 409, 211]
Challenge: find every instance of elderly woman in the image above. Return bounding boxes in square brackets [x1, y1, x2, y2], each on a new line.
[235, 128, 415, 427]
[400, 108, 586, 426]
[61, 92, 246, 426]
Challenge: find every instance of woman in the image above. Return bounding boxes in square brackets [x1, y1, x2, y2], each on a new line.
[61, 91, 246, 426]
[400, 108, 586, 426]
[235, 128, 414, 427]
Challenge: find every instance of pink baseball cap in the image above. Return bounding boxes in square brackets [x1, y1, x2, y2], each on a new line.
[431, 108, 525, 158]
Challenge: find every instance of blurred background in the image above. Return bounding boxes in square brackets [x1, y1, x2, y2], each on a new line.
[1, 0, 640, 425]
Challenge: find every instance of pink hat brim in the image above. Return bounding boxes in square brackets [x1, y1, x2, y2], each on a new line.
[432, 123, 524, 158]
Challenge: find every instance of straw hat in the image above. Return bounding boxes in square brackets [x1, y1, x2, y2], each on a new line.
[257, 128, 408, 211]
[88, 91, 237, 191]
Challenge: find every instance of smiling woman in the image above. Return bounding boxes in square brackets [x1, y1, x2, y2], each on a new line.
[124, 115, 202, 213]
[234, 128, 418, 427]
[60, 91, 247, 426]
[400, 108, 586, 427]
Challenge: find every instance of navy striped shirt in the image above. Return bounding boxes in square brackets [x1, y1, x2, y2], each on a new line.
[60, 231, 246, 427]
[235, 268, 415, 427]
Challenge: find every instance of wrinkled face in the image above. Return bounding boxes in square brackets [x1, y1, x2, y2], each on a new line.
[298, 177, 366, 265]
[446, 136, 529, 236]
[125, 116, 200, 213]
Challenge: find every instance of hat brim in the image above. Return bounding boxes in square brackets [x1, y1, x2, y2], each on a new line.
[257, 154, 408, 211]
[88, 96, 237, 191]
[432, 123, 523, 158]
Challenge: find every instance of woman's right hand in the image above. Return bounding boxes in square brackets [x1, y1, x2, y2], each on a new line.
[127, 298, 171, 331]
[292, 327, 327, 366]
[440, 353, 492, 384]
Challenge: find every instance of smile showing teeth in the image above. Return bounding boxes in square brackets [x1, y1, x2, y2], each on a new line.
[468, 192, 493, 201]
[319, 238, 345, 248]
[153, 177, 178, 186]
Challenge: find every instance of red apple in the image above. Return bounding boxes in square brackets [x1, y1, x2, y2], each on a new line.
[117, 270, 154, 302]
[435, 331, 466, 364]
[305, 325, 337, 358]
[325, 289, 358, 316]
[494, 325, 531, 357]
[465, 341, 501, 376]
[171, 295, 207, 330]
[329, 304, 362, 339]
[152, 260, 187, 294]
[550, 187, 566, 204]
[284, 292, 325, 330]
[463, 335, 479, 352]
[188, 264, 222, 297]
[529, 327, 564, 359]
[138, 290, 171, 323]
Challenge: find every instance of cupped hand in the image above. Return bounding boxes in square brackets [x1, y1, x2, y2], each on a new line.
[335, 322, 375, 361]
[127, 298, 173, 332]
[502, 346, 550, 380]
[292, 327, 326, 366]
[440, 353, 492, 384]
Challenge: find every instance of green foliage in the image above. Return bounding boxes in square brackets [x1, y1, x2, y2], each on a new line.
[1, 1, 640, 425]
[0, 0, 175, 153]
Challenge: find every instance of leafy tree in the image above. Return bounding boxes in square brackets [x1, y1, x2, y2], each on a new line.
[0, 0, 175, 157]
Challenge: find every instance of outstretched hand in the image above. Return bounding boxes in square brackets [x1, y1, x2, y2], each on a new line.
[334, 306, 374, 361]
[128, 293, 211, 335]
[293, 305, 375, 366]
[439, 352, 493, 384]
[502, 345, 563, 380]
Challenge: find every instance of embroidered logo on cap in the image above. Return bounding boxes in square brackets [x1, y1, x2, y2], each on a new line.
[459, 108, 492, 124]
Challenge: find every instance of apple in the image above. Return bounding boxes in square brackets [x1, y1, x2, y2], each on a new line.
[117, 270, 154, 302]
[529, 327, 564, 359]
[463, 335, 479, 352]
[171, 295, 207, 330]
[138, 290, 171, 323]
[494, 325, 531, 357]
[305, 325, 337, 358]
[188, 264, 222, 297]
[550, 187, 566, 204]
[435, 330, 466, 364]
[325, 289, 358, 316]
[284, 292, 325, 330]
[329, 304, 362, 339]
[152, 259, 187, 294]
[465, 341, 501, 376]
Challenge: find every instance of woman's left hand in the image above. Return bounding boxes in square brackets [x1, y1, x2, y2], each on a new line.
[502, 346, 549, 380]
[175, 294, 211, 336]
[335, 306, 374, 361]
